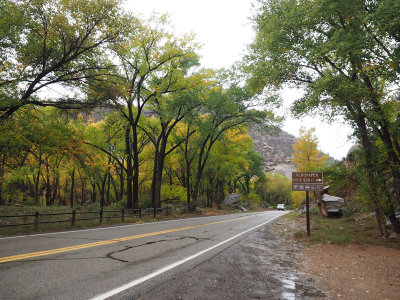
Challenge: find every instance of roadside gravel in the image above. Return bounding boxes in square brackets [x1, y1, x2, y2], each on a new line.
[136, 219, 327, 300]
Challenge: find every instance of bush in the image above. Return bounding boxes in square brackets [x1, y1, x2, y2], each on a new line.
[161, 185, 186, 202]
[294, 229, 306, 238]
[82, 202, 100, 211]
[310, 205, 319, 216]
[139, 193, 152, 208]
[116, 198, 127, 209]
[246, 191, 261, 204]
[342, 204, 354, 217]
[172, 203, 188, 215]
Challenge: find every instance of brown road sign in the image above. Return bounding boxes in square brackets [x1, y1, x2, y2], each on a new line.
[292, 172, 323, 191]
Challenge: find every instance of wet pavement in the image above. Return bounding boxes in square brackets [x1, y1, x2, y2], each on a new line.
[136, 224, 328, 299]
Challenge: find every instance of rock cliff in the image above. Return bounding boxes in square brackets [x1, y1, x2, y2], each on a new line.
[248, 127, 296, 179]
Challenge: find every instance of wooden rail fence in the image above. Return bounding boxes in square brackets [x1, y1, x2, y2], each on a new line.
[0, 207, 170, 230]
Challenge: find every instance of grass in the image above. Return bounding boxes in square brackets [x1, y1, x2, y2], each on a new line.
[0, 205, 149, 236]
[288, 211, 400, 248]
[0, 205, 265, 237]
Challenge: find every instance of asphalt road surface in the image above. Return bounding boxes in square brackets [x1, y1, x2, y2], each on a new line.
[0, 211, 288, 300]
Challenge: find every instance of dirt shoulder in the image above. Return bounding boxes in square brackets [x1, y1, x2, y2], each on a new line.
[302, 243, 400, 300]
[279, 214, 400, 300]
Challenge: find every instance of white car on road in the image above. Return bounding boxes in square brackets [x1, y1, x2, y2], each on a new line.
[277, 204, 285, 211]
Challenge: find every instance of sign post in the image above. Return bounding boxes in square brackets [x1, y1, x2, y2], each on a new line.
[306, 190, 310, 237]
[292, 172, 323, 237]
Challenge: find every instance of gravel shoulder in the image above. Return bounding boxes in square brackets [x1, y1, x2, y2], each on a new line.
[135, 219, 327, 300]
[134, 213, 400, 300]
[279, 214, 400, 300]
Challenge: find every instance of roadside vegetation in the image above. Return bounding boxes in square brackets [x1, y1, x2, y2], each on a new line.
[0, 0, 285, 228]
[248, 0, 400, 239]
[0, 204, 262, 237]
[2, 0, 400, 242]
[283, 212, 400, 249]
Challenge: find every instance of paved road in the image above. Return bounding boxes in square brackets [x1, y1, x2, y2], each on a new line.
[0, 211, 287, 299]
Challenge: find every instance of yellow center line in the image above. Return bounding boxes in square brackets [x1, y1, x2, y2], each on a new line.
[0, 216, 248, 264]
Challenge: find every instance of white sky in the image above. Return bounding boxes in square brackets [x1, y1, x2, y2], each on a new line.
[124, 0, 354, 160]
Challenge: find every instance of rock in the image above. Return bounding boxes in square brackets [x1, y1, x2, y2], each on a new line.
[223, 193, 241, 207]
[297, 204, 313, 215]
[238, 205, 248, 212]
[322, 194, 345, 213]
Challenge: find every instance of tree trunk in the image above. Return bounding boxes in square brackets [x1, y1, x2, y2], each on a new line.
[110, 175, 120, 203]
[63, 178, 69, 206]
[151, 138, 167, 209]
[106, 173, 111, 206]
[132, 125, 139, 210]
[51, 173, 59, 205]
[217, 179, 224, 209]
[91, 182, 96, 203]
[388, 204, 400, 234]
[119, 166, 124, 200]
[184, 129, 192, 211]
[355, 107, 388, 238]
[125, 126, 133, 209]
[81, 177, 85, 206]
[98, 173, 107, 208]
[70, 169, 75, 208]
[45, 172, 51, 206]
[34, 155, 42, 204]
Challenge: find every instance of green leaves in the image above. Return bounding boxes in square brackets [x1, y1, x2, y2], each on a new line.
[0, 0, 126, 120]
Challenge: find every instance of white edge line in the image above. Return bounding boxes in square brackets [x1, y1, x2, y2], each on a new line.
[0, 211, 273, 240]
[90, 214, 283, 300]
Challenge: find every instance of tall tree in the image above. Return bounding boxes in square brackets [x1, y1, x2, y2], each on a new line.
[103, 15, 205, 209]
[145, 87, 209, 209]
[247, 0, 400, 236]
[181, 83, 280, 211]
[291, 127, 329, 172]
[0, 0, 126, 121]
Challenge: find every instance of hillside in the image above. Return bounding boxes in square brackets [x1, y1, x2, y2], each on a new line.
[248, 127, 296, 178]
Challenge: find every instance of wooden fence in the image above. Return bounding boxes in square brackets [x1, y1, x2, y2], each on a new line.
[0, 207, 170, 231]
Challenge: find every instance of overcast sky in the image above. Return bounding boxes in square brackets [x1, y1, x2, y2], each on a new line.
[124, 0, 353, 160]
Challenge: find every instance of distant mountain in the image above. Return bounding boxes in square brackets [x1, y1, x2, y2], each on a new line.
[248, 127, 296, 179]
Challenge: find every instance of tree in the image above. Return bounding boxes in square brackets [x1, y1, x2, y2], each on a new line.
[247, 0, 400, 236]
[101, 15, 205, 209]
[291, 127, 329, 172]
[145, 87, 210, 209]
[201, 128, 255, 207]
[255, 173, 291, 207]
[180, 82, 280, 211]
[0, 0, 126, 121]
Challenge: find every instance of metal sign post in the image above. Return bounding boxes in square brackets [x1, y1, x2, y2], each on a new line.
[306, 191, 310, 237]
[292, 172, 323, 237]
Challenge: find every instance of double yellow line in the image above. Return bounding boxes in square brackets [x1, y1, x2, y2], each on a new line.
[0, 217, 244, 264]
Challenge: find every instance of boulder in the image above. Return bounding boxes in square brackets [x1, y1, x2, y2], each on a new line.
[322, 194, 345, 213]
[223, 193, 241, 207]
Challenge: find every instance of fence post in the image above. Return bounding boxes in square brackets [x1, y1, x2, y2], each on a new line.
[34, 212, 39, 231]
[99, 208, 103, 224]
[71, 210, 76, 227]
[139, 208, 141, 218]
[121, 208, 124, 223]
[153, 207, 156, 218]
